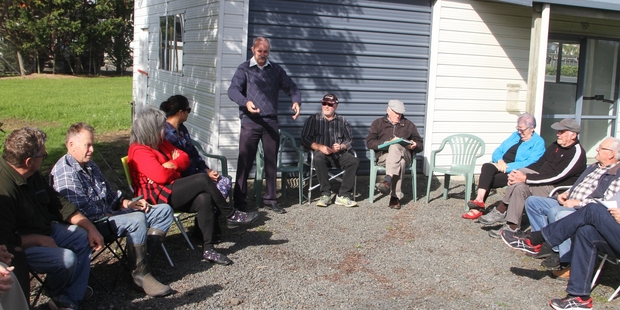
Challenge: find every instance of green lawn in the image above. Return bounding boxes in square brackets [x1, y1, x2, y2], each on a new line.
[0, 75, 133, 173]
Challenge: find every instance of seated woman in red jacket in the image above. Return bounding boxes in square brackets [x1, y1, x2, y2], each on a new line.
[128, 106, 258, 265]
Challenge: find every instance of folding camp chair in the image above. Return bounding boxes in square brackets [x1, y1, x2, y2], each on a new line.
[121, 156, 192, 267]
[303, 149, 358, 204]
[591, 253, 620, 301]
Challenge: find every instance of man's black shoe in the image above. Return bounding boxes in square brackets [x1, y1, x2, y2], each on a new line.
[264, 202, 286, 214]
[531, 241, 554, 259]
[541, 252, 562, 270]
[377, 181, 391, 195]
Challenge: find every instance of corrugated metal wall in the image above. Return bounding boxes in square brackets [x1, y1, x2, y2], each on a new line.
[247, 0, 432, 171]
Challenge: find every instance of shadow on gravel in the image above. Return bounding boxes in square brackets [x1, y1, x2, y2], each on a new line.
[510, 267, 549, 280]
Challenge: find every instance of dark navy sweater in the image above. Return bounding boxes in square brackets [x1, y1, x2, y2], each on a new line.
[228, 59, 301, 122]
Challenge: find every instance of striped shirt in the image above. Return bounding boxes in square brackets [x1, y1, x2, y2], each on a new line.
[301, 112, 354, 154]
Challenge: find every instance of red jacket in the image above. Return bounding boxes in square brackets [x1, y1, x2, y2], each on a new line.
[127, 140, 190, 204]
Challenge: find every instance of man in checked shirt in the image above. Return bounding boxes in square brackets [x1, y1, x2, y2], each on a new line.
[51, 122, 173, 297]
[301, 94, 359, 208]
[523, 136, 620, 277]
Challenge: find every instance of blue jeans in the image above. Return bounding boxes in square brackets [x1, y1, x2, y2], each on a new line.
[525, 196, 575, 262]
[98, 204, 174, 245]
[541, 203, 620, 296]
[24, 222, 92, 309]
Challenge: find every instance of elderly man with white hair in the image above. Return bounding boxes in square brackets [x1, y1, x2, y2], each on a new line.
[366, 99, 423, 209]
[523, 136, 620, 277]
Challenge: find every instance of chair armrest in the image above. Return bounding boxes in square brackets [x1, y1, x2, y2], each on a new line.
[548, 185, 571, 198]
[191, 140, 230, 178]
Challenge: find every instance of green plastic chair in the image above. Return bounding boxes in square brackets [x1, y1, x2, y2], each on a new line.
[425, 134, 485, 210]
[369, 149, 417, 203]
[254, 129, 305, 205]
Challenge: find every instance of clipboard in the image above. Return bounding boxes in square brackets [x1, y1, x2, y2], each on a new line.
[378, 138, 413, 151]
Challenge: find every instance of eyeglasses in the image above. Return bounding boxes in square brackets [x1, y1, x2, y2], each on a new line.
[183, 108, 192, 113]
[598, 147, 613, 152]
[33, 151, 48, 159]
[515, 126, 532, 133]
[321, 102, 335, 107]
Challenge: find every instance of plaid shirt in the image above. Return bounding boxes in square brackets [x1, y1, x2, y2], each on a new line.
[569, 163, 620, 206]
[51, 153, 128, 222]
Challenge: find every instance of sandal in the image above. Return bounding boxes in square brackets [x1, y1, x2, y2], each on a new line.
[462, 209, 483, 220]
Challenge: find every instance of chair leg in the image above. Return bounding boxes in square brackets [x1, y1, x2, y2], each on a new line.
[426, 172, 433, 203]
[298, 173, 302, 205]
[282, 173, 288, 199]
[160, 243, 174, 267]
[369, 168, 377, 203]
[610, 284, 620, 301]
[412, 159, 417, 202]
[443, 175, 450, 200]
[591, 254, 607, 290]
[464, 173, 473, 211]
[174, 214, 195, 250]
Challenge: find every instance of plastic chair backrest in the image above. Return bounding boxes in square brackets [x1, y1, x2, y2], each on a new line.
[437, 134, 485, 170]
[120, 156, 133, 192]
[277, 130, 301, 169]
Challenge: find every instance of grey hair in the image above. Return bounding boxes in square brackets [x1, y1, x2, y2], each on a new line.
[253, 36, 270, 48]
[130, 106, 167, 149]
[66, 122, 95, 145]
[2, 127, 47, 167]
[605, 137, 620, 161]
[517, 113, 536, 128]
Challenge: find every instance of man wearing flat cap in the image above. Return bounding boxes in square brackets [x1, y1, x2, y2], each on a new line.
[366, 99, 423, 209]
[301, 94, 359, 207]
[480, 118, 587, 238]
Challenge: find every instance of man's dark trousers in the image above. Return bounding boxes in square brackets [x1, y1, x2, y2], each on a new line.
[541, 203, 620, 296]
[234, 120, 279, 211]
[312, 151, 359, 197]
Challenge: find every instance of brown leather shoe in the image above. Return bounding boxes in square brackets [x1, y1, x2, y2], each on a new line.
[389, 197, 401, 209]
[377, 181, 391, 195]
[552, 266, 570, 281]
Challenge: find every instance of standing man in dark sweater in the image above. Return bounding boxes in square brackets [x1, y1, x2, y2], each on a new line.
[480, 118, 587, 238]
[228, 37, 302, 213]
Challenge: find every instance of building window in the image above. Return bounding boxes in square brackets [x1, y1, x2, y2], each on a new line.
[159, 14, 184, 72]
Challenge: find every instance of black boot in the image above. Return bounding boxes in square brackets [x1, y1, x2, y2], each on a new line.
[126, 243, 171, 297]
[146, 228, 166, 266]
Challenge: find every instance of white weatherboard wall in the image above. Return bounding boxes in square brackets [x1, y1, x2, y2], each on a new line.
[425, 0, 532, 174]
[132, 0, 246, 173]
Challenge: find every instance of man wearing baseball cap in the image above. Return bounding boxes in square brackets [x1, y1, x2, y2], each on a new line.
[301, 94, 359, 207]
[479, 118, 587, 238]
[366, 99, 423, 209]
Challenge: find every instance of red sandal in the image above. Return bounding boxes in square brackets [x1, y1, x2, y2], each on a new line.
[462, 209, 483, 219]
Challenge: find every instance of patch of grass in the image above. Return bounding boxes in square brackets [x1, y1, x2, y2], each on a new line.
[0, 75, 133, 172]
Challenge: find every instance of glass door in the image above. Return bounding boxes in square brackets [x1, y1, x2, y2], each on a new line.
[541, 38, 620, 161]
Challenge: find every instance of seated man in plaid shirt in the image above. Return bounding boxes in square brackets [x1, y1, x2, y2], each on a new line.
[51, 122, 174, 297]
[523, 136, 620, 277]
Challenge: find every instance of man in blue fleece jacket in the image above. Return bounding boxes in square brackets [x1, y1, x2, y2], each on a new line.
[228, 37, 302, 214]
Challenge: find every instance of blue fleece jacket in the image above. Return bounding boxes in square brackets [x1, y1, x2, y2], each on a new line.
[491, 131, 546, 173]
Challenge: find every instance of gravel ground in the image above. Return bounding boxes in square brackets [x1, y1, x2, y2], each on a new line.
[33, 175, 620, 309]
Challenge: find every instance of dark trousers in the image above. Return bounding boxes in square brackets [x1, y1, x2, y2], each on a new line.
[313, 151, 359, 198]
[7, 245, 29, 301]
[234, 120, 279, 211]
[541, 203, 620, 296]
[477, 163, 508, 201]
[169, 173, 234, 250]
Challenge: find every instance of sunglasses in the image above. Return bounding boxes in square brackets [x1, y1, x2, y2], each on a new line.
[322, 102, 336, 107]
[183, 108, 192, 113]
